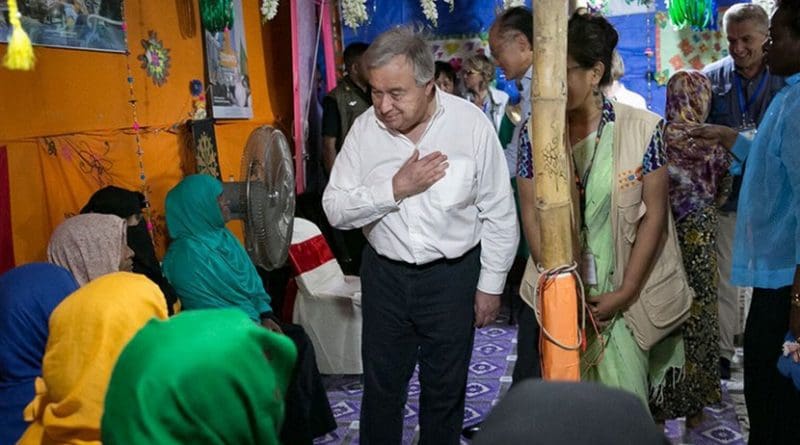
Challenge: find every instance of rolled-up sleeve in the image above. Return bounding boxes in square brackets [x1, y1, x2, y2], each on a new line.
[475, 125, 520, 294]
[322, 123, 399, 230]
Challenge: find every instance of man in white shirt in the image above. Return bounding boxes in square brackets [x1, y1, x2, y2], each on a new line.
[323, 27, 518, 445]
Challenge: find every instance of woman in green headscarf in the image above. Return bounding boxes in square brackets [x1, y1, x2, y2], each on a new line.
[102, 308, 297, 445]
[162, 174, 279, 330]
[162, 174, 336, 444]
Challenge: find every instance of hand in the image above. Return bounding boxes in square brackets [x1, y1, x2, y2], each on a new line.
[392, 149, 448, 201]
[261, 318, 283, 334]
[586, 288, 633, 326]
[474, 290, 501, 328]
[687, 124, 739, 150]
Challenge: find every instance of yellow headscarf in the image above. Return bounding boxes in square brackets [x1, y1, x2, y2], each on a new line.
[18, 272, 168, 445]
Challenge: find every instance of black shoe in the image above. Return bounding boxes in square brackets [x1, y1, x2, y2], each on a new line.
[720, 357, 731, 380]
[462, 422, 482, 439]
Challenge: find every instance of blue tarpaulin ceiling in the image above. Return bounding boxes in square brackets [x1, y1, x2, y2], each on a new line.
[341, 0, 747, 116]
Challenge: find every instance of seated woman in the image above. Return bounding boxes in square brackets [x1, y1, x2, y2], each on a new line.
[102, 308, 297, 445]
[0, 264, 78, 445]
[47, 213, 134, 286]
[162, 174, 336, 444]
[81, 186, 179, 313]
[18, 272, 168, 445]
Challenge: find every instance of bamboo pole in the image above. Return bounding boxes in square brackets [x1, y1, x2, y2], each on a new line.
[532, 0, 581, 382]
[531, 0, 573, 269]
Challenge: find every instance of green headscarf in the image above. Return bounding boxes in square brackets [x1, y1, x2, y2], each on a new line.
[162, 174, 271, 321]
[101, 308, 297, 445]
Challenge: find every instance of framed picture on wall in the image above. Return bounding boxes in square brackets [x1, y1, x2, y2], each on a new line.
[201, 0, 252, 119]
[0, 0, 125, 53]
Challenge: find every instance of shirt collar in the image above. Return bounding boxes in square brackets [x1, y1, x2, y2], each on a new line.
[520, 66, 533, 93]
[786, 72, 800, 86]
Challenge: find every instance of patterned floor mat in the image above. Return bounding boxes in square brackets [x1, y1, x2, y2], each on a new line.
[314, 323, 747, 445]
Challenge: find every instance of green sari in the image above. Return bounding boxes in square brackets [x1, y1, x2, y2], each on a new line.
[573, 121, 684, 408]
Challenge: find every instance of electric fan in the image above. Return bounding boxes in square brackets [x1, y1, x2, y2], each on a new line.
[222, 126, 296, 270]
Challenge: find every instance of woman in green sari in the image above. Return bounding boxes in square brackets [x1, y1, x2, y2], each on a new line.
[563, 12, 684, 406]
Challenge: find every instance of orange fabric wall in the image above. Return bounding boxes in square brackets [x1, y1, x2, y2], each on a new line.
[0, 0, 293, 264]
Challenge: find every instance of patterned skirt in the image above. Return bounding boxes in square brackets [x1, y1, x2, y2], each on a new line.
[651, 205, 722, 420]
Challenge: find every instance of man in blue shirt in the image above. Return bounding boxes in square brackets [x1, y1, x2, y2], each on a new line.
[703, 3, 785, 380]
[694, 2, 800, 442]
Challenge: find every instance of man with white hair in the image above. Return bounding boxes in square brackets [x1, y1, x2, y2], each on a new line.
[323, 26, 518, 445]
[703, 2, 785, 380]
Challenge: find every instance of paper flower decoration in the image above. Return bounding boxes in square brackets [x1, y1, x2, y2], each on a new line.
[138, 31, 171, 87]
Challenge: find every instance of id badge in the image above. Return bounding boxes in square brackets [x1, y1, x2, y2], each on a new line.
[737, 118, 757, 140]
[581, 251, 598, 286]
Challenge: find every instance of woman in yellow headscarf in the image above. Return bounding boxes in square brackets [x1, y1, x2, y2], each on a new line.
[17, 272, 168, 445]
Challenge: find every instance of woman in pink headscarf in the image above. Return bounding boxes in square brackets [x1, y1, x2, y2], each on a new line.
[651, 70, 731, 427]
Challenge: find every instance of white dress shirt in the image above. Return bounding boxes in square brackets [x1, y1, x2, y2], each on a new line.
[323, 89, 519, 294]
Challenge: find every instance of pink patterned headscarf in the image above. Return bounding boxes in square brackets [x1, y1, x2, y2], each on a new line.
[47, 214, 128, 286]
[664, 70, 731, 221]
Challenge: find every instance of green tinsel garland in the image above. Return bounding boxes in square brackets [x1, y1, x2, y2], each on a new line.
[200, 0, 234, 33]
[668, 0, 718, 31]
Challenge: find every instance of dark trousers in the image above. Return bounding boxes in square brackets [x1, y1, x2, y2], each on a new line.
[513, 301, 542, 384]
[744, 287, 800, 445]
[279, 323, 337, 445]
[360, 245, 480, 445]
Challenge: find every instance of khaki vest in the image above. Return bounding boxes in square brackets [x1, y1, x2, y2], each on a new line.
[327, 76, 371, 152]
[521, 103, 692, 349]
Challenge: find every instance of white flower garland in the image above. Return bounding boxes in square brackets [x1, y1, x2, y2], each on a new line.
[342, 0, 368, 29]
[421, 0, 439, 27]
[503, 0, 525, 9]
[260, 0, 279, 22]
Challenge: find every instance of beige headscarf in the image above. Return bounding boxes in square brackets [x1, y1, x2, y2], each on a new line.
[47, 214, 127, 286]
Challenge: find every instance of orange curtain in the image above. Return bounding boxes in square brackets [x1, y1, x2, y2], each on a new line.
[0, 0, 294, 265]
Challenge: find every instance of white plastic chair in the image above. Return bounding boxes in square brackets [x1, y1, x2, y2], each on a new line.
[287, 217, 362, 374]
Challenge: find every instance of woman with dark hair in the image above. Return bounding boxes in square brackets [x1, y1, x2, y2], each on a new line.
[81, 186, 178, 313]
[519, 11, 686, 404]
[434, 60, 457, 95]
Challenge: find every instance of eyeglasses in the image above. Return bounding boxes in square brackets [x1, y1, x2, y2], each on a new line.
[567, 65, 583, 71]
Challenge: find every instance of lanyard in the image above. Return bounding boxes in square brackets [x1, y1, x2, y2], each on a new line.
[571, 116, 607, 232]
[733, 71, 767, 123]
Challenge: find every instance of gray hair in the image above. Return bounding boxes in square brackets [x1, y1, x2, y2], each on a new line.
[723, 3, 770, 35]
[362, 26, 435, 87]
[610, 50, 624, 81]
